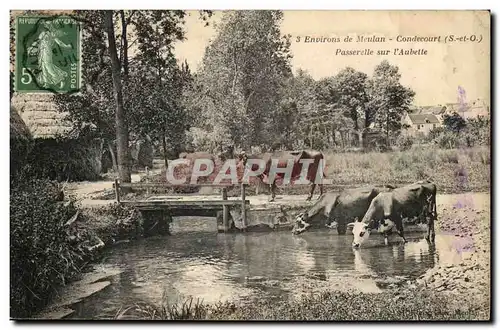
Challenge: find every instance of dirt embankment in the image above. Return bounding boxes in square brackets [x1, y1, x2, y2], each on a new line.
[416, 193, 490, 319]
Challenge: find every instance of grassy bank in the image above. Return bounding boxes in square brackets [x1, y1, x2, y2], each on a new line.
[10, 177, 142, 319]
[323, 146, 490, 193]
[115, 288, 483, 320]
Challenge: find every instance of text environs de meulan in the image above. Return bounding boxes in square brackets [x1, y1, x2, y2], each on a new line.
[301, 35, 442, 43]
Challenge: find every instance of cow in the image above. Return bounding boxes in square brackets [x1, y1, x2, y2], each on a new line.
[179, 151, 216, 163]
[174, 152, 217, 185]
[291, 185, 394, 236]
[350, 182, 438, 248]
[238, 150, 326, 202]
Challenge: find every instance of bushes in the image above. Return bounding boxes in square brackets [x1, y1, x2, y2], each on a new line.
[12, 137, 103, 182]
[10, 179, 92, 318]
[396, 135, 413, 151]
[435, 131, 460, 149]
[428, 116, 490, 149]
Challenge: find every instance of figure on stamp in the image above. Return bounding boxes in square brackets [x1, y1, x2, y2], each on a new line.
[30, 20, 72, 89]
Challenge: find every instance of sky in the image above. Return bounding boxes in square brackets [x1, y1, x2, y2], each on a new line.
[174, 10, 490, 106]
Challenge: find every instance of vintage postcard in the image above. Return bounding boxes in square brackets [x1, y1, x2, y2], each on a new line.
[10, 10, 490, 321]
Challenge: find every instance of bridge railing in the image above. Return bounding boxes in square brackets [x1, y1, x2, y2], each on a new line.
[113, 179, 247, 202]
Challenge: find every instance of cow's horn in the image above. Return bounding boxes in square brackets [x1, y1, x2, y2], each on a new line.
[347, 222, 355, 228]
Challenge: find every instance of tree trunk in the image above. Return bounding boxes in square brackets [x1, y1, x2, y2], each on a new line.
[358, 129, 364, 149]
[105, 10, 131, 184]
[386, 111, 390, 147]
[119, 10, 129, 77]
[162, 133, 169, 169]
[107, 141, 118, 172]
[309, 125, 314, 149]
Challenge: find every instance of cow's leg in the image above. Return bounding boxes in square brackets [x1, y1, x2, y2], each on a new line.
[425, 213, 436, 243]
[307, 183, 315, 201]
[256, 174, 266, 195]
[381, 219, 394, 245]
[318, 183, 324, 200]
[394, 216, 408, 244]
[269, 181, 277, 202]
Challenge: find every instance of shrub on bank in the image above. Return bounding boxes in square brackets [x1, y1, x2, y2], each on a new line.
[10, 179, 93, 318]
[396, 135, 414, 151]
[13, 137, 103, 182]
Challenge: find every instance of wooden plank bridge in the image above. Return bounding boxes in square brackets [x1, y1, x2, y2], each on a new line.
[113, 180, 250, 233]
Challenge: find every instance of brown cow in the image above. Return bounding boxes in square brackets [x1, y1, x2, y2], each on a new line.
[238, 150, 326, 202]
[175, 152, 217, 185]
[179, 151, 216, 163]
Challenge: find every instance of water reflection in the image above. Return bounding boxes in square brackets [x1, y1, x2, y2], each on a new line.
[70, 218, 442, 319]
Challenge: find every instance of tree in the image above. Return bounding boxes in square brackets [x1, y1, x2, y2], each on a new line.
[188, 10, 292, 152]
[443, 112, 467, 133]
[53, 10, 212, 174]
[282, 70, 317, 149]
[105, 10, 131, 183]
[369, 60, 415, 145]
[125, 11, 190, 167]
[53, 10, 122, 171]
[331, 67, 370, 148]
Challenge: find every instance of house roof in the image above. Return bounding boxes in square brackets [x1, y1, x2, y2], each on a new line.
[407, 114, 440, 124]
[10, 93, 73, 139]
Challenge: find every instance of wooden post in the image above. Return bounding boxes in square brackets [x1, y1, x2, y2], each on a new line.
[114, 179, 120, 203]
[222, 187, 229, 233]
[241, 183, 247, 230]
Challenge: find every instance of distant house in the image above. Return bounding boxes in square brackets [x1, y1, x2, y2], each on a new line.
[402, 113, 441, 137]
[441, 98, 490, 120]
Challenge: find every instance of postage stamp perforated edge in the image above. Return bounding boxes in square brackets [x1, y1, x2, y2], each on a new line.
[14, 14, 83, 94]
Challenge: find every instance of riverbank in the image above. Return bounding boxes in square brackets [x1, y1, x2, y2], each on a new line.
[415, 192, 490, 319]
[29, 204, 143, 319]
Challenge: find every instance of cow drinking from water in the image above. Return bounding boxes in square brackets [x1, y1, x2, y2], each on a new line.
[292, 186, 394, 235]
[350, 182, 437, 248]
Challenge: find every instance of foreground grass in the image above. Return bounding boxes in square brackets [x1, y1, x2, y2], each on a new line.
[114, 288, 484, 321]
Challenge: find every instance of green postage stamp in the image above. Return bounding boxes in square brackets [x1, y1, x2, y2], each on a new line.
[15, 15, 82, 93]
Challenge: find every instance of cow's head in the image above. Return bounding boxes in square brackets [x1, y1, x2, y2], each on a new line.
[350, 218, 371, 248]
[292, 212, 311, 235]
